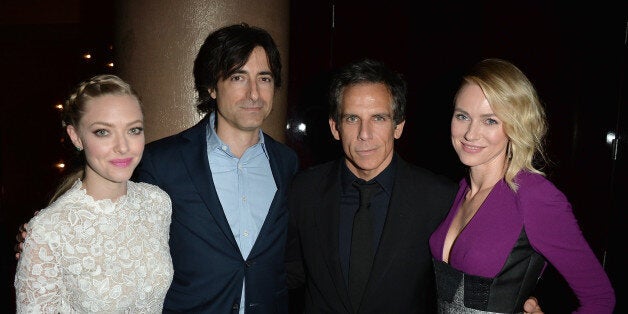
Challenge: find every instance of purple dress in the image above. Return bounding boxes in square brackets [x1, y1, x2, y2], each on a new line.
[429, 171, 615, 313]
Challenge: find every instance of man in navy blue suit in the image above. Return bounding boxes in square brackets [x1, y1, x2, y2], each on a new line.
[134, 23, 298, 313]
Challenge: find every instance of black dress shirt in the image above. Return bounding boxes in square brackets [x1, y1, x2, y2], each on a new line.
[339, 155, 397, 287]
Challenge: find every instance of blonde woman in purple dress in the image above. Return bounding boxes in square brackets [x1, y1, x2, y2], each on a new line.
[429, 58, 614, 313]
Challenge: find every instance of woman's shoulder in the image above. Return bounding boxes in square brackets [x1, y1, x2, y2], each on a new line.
[28, 187, 86, 235]
[514, 171, 568, 205]
[127, 181, 172, 214]
[129, 180, 171, 200]
[32, 180, 85, 219]
[515, 171, 557, 192]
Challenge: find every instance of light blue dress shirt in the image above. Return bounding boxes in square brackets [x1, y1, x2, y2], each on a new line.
[206, 112, 277, 314]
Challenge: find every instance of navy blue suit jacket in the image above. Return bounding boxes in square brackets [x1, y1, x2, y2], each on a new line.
[135, 115, 299, 313]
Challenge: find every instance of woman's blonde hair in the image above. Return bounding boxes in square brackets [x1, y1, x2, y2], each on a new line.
[455, 58, 548, 191]
[48, 74, 141, 204]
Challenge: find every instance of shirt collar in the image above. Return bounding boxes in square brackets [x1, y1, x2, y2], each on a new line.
[340, 153, 397, 195]
[205, 111, 269, 159]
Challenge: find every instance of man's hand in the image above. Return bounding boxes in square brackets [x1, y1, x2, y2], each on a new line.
[14, 222, 28, 260]
[14, 210, 37, 260]
[523, 297, 543, 314]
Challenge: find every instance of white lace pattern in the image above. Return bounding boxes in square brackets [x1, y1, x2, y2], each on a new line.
[15, 180, 174, 313]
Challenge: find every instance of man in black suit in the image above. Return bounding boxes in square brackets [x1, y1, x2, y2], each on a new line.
[285, 59, 543, 313]
[286, 58, 456, 313]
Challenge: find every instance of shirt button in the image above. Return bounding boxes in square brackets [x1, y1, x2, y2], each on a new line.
[243, 231, 249, 237]
[245, 261, 252, 268]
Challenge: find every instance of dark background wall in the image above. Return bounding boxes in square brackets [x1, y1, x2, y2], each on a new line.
[1, 1, 115, 311]
[1, 1, 625, 313]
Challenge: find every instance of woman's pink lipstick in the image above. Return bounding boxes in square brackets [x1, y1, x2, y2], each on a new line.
[111, 158, 133, 167]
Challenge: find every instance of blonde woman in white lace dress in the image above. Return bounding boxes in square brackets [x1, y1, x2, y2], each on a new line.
[14, 75, 174, 313]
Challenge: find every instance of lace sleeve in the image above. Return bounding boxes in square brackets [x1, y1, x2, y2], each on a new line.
[14, 218, 63, 313]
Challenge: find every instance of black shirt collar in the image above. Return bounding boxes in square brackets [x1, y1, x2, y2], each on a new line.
[340, 153, 397, 196]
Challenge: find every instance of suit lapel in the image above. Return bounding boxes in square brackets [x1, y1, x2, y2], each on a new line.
[251, 134, 281, 253]
[180, 117, 239, 249]
[364, 158, 416, 299]
[316, 160, 352, 307]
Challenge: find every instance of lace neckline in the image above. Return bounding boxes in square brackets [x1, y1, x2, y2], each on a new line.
[70, 179, 130, 214]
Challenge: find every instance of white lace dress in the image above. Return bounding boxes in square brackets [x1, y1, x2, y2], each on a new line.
[15, 179, 174, 313]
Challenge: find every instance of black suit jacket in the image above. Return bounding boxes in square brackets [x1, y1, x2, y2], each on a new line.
[286, 155, 456, 313]
[135, 115, 299, 313]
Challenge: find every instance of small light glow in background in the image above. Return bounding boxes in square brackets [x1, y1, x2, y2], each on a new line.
[606, 131, 616, 145]
[286, 121, 307, 133]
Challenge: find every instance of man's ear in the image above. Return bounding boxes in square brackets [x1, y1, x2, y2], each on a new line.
[393, 120, 405, 139]
[329, 118, 340, 140]
[66, 125, 83, 150]
[209, 88, 217, 99]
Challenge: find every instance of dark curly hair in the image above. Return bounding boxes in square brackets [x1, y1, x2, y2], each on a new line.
[193, 22, 282, 114]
